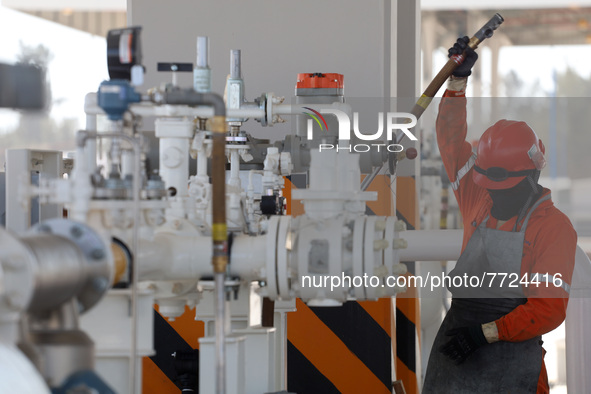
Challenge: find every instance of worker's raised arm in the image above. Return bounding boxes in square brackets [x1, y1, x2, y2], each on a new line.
[436, 77, 473, 187]
[436, 37, 486, 215]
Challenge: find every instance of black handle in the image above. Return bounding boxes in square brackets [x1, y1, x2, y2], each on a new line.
[157, 62, 193, 72]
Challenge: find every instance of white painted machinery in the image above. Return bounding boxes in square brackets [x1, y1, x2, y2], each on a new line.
[1, 25, 591, 394]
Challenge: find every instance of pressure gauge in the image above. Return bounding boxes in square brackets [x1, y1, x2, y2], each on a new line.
[106, 26, 142, 81]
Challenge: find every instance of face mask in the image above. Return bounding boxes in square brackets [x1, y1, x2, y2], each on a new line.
[488, 176, 542, 221]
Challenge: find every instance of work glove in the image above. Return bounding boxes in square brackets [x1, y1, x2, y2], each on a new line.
[448, 36, 478, 77]
[439, 325, 488, 365]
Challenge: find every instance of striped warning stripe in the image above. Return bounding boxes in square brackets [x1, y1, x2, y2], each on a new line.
[288, 299, 392, 394]
[284, 174, 394, 394]
[285, 174, 307, 217]
[142, 306, 204, 393]
[395, 176, 421, 394]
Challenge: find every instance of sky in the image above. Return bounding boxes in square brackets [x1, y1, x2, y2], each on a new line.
[432, 43, 591, 97]
[0, 5, 108, 133]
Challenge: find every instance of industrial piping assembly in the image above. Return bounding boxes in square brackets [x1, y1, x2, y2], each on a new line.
[2, 17, 591, 394]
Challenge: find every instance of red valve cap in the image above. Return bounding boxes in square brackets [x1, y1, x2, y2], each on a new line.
[406, 147, 418, 160]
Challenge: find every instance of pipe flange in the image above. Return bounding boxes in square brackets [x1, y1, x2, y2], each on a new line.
[28, 219, 113, 314]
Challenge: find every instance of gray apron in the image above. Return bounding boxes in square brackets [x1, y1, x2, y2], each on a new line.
[422, 194, 551, 394]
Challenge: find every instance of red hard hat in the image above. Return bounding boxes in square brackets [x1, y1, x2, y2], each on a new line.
[473, 119, 546, 190]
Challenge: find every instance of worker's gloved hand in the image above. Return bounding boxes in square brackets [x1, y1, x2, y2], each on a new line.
[439, 325, 488, 364]
[448, 36, 478, 77]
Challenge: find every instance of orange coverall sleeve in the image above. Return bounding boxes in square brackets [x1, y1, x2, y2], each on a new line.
[436, 89, 487, 221]
[496, 215, 576, 342]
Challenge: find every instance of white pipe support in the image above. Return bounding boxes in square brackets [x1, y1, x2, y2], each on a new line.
[397, 229, 463, 262]
[191, 131, 210, 178]
[566, 245, 591, 394]
[214, 272, 227, 394]
[84, 93, 98, 174]
[0, 343, 51, 394]
[229, 150, 241, 189]
[70, 145, 95, 223]
[121, 150, 135, 179]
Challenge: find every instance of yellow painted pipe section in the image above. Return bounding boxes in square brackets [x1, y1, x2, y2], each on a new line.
[111, 242, 129, 285]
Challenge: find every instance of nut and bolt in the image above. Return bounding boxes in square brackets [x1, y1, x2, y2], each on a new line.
[90, 248, 105, 260]
[70, 226, 84, 239]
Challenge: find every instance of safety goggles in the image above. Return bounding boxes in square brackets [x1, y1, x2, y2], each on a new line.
[474, 166, 534, 182]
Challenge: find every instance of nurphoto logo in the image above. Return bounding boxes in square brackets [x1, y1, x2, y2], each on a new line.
[304, 108, 418, 152]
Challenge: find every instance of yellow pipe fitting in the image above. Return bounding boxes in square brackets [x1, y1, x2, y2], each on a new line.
[212, 255, 228, 274]
[211, 116, 227, 134]
[110, 242, 129, 285]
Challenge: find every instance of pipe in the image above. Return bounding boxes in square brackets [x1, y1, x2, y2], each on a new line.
[136, 233, 267, 281]
[197, 37, 209, 69]
[230, 50, 241, 79]
[162, 91, 229, 394]
[87, 101, 264, 119]
[111, 241, 129, 285]
[76, 129, 142, 394]
[360, 14, 505, 186]
[22, 235, 88, 314]
[163, 90, 226, 117]
[229, 150, 240, 188]
[214, 272, 226, 394]
[360, 166, 381, 191]
[210, 115, 228, 394]
[273, 102, 353, 119]
[398, 229, 462, 262]
[194, 36, 211, 93]
[402, 13, 504, 141]
[83, 90, 231, 391]
[197, 141, 208, 177]
[84, 93, 98, 173]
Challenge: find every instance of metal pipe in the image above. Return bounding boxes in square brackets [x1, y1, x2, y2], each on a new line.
[194, 36, 212, 93]
[163, 90, 226, 116]
[86, 91, 256, 118]
[76, 129, 142, 394]
[161, 91, 228, 393]
[197, 37, 209, 69]
[230, 50, 241, 79]
[360, 166, 381, 191]
[203, 93, 226, 117]
[86, 101, 263, 119]
[398, 229, 462, 262]
[22, 235, 88, 314]
[84, 93, 98, 173]
[210, 115, 228, 394]
[273, 102, 353, 119]
[229, 150, 240, 187]
[364, 14, 505, 184]
[214, 272, 226, 394]
[402, 13, 504, 142]
[136, 233, 268, 282]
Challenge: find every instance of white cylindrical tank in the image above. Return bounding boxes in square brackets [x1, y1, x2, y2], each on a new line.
[0, 343, 50, 394]
[565, 246, 591, 393]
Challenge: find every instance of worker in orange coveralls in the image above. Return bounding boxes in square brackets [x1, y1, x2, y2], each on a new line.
[422, 37, 577, 394]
